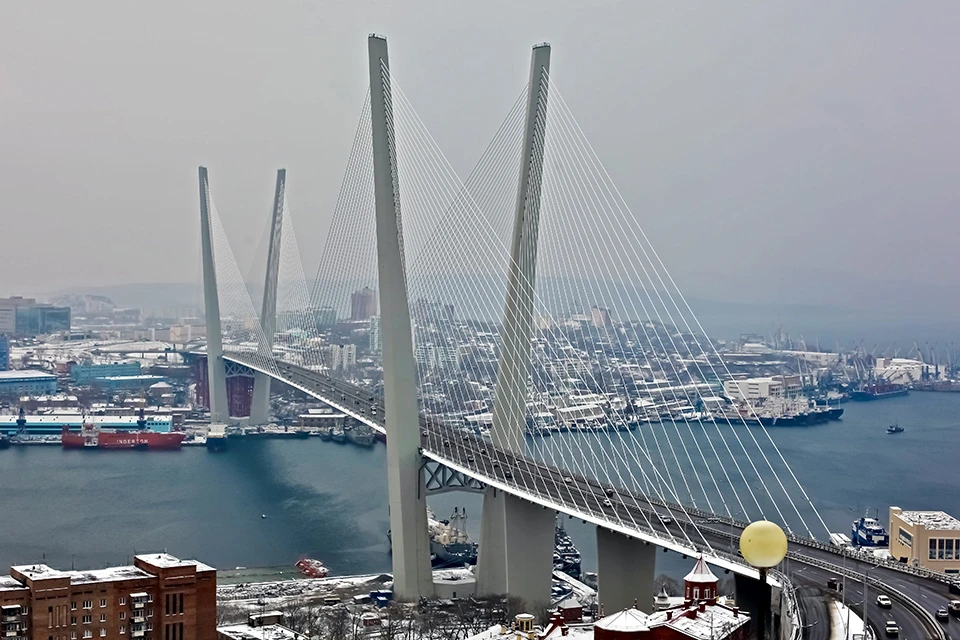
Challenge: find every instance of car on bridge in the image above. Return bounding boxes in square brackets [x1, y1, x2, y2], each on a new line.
[876, 594, 892, 608]
[884, 620, 899, 637]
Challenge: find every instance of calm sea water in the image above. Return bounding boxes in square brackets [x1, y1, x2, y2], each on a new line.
[1, 392, 957, 577]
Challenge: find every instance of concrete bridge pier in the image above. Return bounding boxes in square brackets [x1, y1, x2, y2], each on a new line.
[596, 528, 656, 613]
[477, 489, 555, 607]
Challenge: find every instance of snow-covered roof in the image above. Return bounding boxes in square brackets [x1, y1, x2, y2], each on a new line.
[895, 510, 960, 531]
[135, 553, 215, 572]
[594, 608, 650, 632]
[648, 606, 749, 640]
[0, 370, 56, 380]
[684, 556, 718, 584]
[218, 624, 308, 640]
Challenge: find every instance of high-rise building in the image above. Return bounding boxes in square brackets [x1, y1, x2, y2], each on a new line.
[0, 334, 8, 371]
[369, 316, 381, 354]
[323, 344, 357, 371]
[0, 297, 72, 337]
[0, 553, 216, 640]
[350, 288, 377, 321]
[591, 306, 612, 328]
[0, 297, 35, 334]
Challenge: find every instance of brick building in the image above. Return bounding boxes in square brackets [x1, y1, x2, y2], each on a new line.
[0, 554, 216, 640]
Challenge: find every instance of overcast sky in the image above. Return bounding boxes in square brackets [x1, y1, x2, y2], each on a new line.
[3, 2, 959, 314]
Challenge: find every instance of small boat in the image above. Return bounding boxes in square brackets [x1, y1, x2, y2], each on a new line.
[295, 557, 329, 578]
[261, 514, 267, 519]
[852, 512, 890, 546]
[887, 423, 905, 434]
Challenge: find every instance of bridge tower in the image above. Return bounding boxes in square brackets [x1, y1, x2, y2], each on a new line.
[250, 169, 286, 425]
[368, 34, 434, 599]
[476, 43, 557, 606]
[198, 166, 229, 423]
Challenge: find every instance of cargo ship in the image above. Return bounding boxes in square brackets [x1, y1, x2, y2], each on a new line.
[850, 382, 909, 401]
[346, 425, 376, 447]
[388, 507, 479, 568]
[554, 518, 582, 578]
[429, 508, 478, 567]
[61, 417, 185, 450]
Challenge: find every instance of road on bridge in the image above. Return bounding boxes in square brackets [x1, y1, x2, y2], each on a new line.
[229, 354, 954, 640]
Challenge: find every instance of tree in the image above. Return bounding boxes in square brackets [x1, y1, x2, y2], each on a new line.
[325, 606, 350, 640]
[216, 602, 246, 626]
[655, 574, 682, 596]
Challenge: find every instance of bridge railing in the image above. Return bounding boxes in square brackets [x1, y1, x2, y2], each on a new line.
[784, 551, 947, 640]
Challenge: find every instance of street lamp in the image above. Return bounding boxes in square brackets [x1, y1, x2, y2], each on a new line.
[740, 520, 788, 640]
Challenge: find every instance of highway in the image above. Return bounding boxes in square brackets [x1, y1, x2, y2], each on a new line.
[228, 353, 955, 640]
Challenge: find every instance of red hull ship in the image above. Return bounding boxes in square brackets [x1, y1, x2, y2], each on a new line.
[295, 557, 329, 578]
[61, 421, 185, 450]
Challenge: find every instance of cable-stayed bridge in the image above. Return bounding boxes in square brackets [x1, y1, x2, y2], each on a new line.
[193, 35, 951, 640]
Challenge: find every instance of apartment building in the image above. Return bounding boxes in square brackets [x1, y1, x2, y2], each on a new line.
[0, 554, 215, 640]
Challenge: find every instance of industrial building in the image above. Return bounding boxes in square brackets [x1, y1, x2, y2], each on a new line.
[0, 414, 173, 435]
[93, 375, 167, 392]
[0, 553, 216, 640]
[723, 375, 802, 402]
[0, 370, 58, 395]
[889, 506, 960, 573]
[71, 362, 142, 384]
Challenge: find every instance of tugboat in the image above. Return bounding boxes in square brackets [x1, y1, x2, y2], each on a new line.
[852, 512, 890, 547]
[294, 557, 329, 578]
[887, 423, 905, 434]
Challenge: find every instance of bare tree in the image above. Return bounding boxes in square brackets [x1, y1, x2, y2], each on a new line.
[325, 606, 350, 640]
[216, 602, 246, 626]
[531, 601, 553, 626]
[655, 574, 683, 596]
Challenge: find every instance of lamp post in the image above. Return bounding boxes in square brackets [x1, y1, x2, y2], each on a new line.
[740, 520, 788, 640]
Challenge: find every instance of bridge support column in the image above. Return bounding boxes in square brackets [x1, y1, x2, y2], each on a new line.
[251, 169, 286, 425]
[368, 34, 433, 600]
[198, 166, 229, 423]
[478, 41, 552, 601]
[477, 489, 555, 606]
[596, 529, 656, 613]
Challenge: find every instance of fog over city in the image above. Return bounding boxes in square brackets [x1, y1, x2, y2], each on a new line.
[3, 2, 959, 331]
